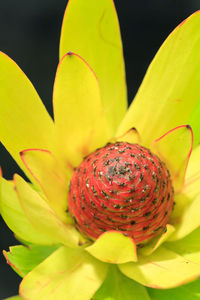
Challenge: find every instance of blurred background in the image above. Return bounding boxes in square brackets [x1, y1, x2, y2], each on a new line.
[0, 0, 199, 298]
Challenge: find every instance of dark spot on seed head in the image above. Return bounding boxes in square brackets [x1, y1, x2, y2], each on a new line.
[123, 232, 128, 237]
[118, 149, 126, 154]
[137, 243, 144, 248]
[100, 203, 107, 209]
[91, 201, 96, 207]
[118, 182, 126, 187]
[134, 163, 140, 170]
[84, 221, 89, 227]
[153, 213, 158, 219]
[81, 190, 85, 200]
[131, 207, 140, 212]
[143, 226, 149, 231]
[93, 166, 97, 175]
[143, 211, 151, 217]
[154, 226, 162, 232]
[121, 215, 128, 219]
[113, 204, 121, 209]
[108, 166, 117, 177]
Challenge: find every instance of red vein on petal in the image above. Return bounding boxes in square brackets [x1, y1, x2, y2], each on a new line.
[20, 148, 67, 186]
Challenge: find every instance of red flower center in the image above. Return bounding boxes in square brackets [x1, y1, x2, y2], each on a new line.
[68, 142, 174, 245]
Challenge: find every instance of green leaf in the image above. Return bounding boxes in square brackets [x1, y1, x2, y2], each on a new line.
[148, 279, 200, 300]
[85, 231, 137, 264]
[117, 11, 200, 147]
[60, 0, 127, 133]
[20, 246, 108, 300]
[94, 265, 150, 300]
[3, 244, 59, 277]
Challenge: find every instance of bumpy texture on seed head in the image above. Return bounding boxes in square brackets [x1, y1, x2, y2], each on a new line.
[68, 142, 174, 244]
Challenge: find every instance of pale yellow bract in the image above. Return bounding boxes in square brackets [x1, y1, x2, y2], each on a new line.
[1, 1, 200, 299]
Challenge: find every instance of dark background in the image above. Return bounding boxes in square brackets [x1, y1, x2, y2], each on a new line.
[0, 0, 199, 298]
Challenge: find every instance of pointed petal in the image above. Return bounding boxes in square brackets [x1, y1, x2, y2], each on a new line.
[152, 125, 193, 190]
[168, 192, 200, 241]
[169, 192, 191, 227]
[166, 229, 200, 292]
[119, 246, 200, 289]
[117, 11, 200, 146]
[15, 175, 86, 248]
[140, 224, 175, 256]
[20, 246, 108, 300]
[114, 127, 141, 144]
[3, 245, 59, 277]
[166, 226, 200, 263]
[94, 265, 150, 300]
[0, 177, 54, 245]
[20, 148, 71, 222]
[85, 231, 137, 264]
[0, 52, 54, 174]
[53, 52, 110, 167]
[60, 0, 127, 133]
[184, 144, 200, 198]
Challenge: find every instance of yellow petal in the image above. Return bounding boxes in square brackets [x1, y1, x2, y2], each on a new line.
[117, 11, 200, 146]
[140, 224, 175, 256]
[168, 193, 200, 241]
[0, 52, 54, 175]
[85, 231, 137, 264]
[14, 174, 86, 248]
[166, 227, 200, 264]
[151, 125, 193, 191]
[184, 144, 200, 198]
[53, 52, 111, 167]
[0, 177, 54, 245]
[119, 246, 200, 289]
[20, 246, 108, 300]
[170, 192, 191, 227]
[114, 127, 141, 144]
[20, 148, 72, 223]
[60, 0, 127, 133]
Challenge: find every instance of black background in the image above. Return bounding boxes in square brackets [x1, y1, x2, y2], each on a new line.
[0, 0, 199, 298]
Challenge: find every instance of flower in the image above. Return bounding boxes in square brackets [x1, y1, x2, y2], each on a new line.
[1, 1, 200, 299]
